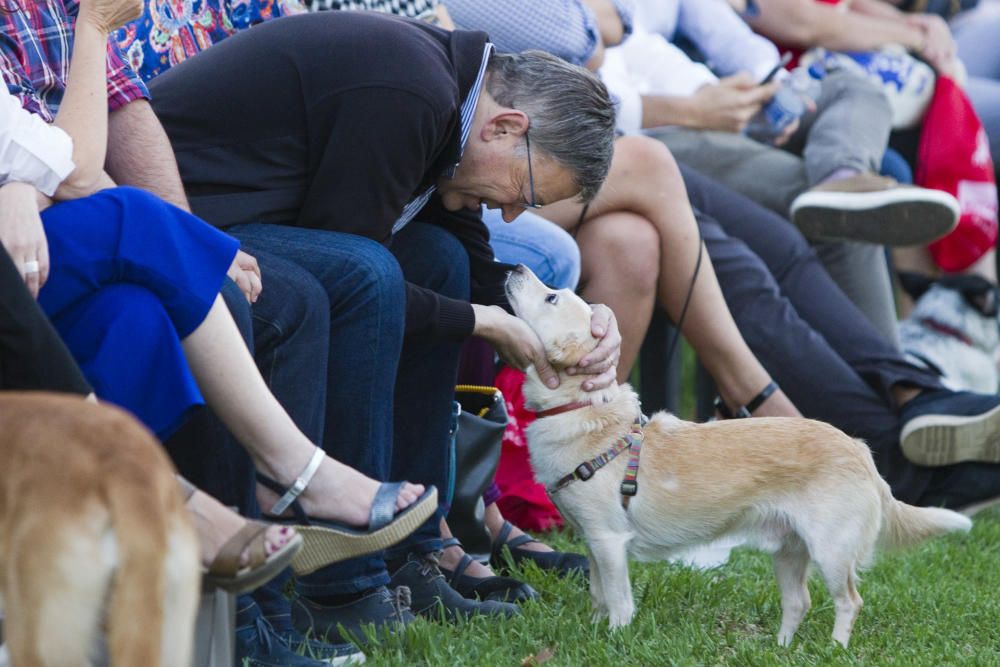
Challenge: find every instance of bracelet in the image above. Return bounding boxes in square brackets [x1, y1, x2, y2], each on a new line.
[714, 381, 779, 419]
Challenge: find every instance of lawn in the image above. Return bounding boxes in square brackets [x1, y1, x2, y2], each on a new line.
[362, 507, 1000, 666]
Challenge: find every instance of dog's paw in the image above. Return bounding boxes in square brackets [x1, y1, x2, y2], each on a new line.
[591, 608, 608, 624]
[607, 605, 635, 629]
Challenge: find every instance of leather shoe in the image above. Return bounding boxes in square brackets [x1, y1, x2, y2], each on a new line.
[292, 585, 416, 646]
[490, 521, 589, 578]
[388, 551, 519, 621]
[440, 537, 538, 603]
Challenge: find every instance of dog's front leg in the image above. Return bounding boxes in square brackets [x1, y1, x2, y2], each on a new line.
[587, 534, 634, 628]
[588, 550, 608, 621]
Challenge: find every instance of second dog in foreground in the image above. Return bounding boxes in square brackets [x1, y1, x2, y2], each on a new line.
[505, 265, 972, 647]
[0, 393, 200, 666]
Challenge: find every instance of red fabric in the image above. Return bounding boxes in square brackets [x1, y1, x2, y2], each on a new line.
[918, 77, 999, 272]
[493, 367, 564, 531]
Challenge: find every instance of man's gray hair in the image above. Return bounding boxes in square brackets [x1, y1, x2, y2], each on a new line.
[486, 50, 616, 203]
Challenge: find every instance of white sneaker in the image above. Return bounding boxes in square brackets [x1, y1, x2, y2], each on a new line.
[900, 276, 1000, 394]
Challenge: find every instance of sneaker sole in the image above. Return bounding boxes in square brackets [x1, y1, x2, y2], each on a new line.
[791, 188, 959, 246]
[900, 404, 1000, 466]
[291, 488, 438, 576]
[958, 495, 1000, 517]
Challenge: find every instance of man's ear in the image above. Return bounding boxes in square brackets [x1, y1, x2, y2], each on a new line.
[480, 109, 529, 142]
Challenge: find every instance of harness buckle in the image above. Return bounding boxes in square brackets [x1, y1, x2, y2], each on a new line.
[574, 461, 595, 481]
[620, 480, 638, 496]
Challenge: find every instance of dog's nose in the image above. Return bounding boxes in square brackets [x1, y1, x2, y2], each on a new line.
[513, 264, 527, 274]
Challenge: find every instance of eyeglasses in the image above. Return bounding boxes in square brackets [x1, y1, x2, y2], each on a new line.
[523, 131, 543, 209]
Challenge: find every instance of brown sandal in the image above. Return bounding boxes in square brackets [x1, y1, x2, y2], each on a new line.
[180, 476, 303, 595]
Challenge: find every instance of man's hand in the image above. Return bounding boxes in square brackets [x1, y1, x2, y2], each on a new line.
[909, 13, 956, 69]
[0, 182, 50, 298]
[77, 0, 142, 33]
[688, 73, 778, 133]
[228, 249, 262, 304]
[565, 304, 621, 391]
[473, 305, 559, 388]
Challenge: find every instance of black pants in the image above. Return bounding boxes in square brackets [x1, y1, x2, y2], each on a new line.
[0, 246, 89, 394]
[681, 164, 1000, 506]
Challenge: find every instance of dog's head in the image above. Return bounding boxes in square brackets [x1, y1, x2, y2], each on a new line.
[505, 264, 598, 369]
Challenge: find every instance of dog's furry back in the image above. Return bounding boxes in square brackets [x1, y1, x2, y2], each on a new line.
[0, 394, 199, 667]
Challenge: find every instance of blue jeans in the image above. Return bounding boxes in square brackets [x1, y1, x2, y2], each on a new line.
[481, 207, 581, 290]
[230, 223, 406, 596]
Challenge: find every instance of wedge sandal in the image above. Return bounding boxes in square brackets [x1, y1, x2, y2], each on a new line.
[180, 476, 303, 595]
[257, 447, 438, 576]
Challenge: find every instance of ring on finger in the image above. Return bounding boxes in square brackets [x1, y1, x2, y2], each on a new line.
[22, 260, 40, 274]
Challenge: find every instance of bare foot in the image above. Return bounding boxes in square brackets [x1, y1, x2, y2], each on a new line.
[255, 448, 425, 527]
[439, 518, 495, 577]
[185, 489, 294, 569]
[485, 502, 553, 554]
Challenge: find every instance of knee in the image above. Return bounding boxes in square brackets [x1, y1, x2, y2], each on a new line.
[612, 135, 682, 186]
[343, 237, 407, 305]
[398, 225, 470, 300]
[580, 212, 660, 295]
[823, 70, 891, 116]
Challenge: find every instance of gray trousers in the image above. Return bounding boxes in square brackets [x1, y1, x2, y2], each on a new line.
[649, 70, 900, 344]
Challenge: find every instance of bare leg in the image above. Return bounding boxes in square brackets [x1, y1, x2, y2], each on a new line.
[542, 136, 800, 415]
[574, 211, 660, 382]
[181, 297, 424, 525]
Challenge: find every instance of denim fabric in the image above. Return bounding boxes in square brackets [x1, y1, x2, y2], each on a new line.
[385, 221, 472, 560]
[680, 165, 945, 503]
[230, 223, 406, 596]
[482, 207, 582, 290]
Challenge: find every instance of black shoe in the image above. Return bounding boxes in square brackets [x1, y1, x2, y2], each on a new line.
[292, 586, 415, 647]
[490, 521, 589, 578]
[439, 537, 538, 603]
[388, 552, 519, 621]
[900, 389, 1000, 466]
[236, 606, 335, 667]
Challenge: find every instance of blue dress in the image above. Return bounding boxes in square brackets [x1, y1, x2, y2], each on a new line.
[38, 186, 239, 438]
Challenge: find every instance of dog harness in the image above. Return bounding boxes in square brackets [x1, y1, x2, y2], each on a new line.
[547, 415, 646, 510]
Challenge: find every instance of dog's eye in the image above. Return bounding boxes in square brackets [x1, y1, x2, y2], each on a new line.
[545, 293, 559, 305]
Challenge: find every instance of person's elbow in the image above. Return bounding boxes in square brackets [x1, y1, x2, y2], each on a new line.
[51, 165, 107, 200]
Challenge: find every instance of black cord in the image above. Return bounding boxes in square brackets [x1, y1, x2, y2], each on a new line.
[663, 223, 704, 365]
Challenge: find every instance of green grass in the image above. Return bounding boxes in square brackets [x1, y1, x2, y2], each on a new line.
[361, 508, 1000, 666]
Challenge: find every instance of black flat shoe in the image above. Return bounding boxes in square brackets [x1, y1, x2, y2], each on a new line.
[388, 552, 519, 621]
[490, 521, 589, 578]
[439, 538, 539, 603]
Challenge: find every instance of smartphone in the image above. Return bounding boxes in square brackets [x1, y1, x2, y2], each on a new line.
[760, 52, 793, 85]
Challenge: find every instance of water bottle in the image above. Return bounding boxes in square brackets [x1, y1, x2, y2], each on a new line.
[745, 66, 822, 142]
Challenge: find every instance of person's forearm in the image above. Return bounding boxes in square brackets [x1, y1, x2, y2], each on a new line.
[50, 16, 112, 199]
[641, 95, 698, 130]
[850, 0, 907, 20]
[106, 100, 191, 210]
[750, 0, 924, 53]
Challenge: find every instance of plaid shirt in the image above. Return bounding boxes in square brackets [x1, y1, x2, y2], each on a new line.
[0, 0, 149, 122]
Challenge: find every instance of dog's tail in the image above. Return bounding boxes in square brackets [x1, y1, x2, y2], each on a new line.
[104, 429, 199, 667]
[877, 479, 972, 551]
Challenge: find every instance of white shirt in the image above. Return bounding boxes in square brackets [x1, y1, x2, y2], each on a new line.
[602, 0, 780, 134]
[1, 86, 75, 196]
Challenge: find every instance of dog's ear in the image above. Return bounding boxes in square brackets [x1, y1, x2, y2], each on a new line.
[898, 271, 936, 301]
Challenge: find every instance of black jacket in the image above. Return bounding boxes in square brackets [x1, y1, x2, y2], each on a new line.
[150, 12, 512, 339]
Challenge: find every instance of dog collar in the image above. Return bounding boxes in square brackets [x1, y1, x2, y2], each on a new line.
[535, 401, 592, 418]
[548, 416, 646, 510]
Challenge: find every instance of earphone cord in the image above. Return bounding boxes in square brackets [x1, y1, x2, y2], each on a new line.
[663, 224, 703, 364]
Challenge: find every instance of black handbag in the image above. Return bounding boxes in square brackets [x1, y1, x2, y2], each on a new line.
[448, 385, 507, 555]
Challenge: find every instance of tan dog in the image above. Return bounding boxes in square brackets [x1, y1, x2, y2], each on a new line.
[505, 265, 972, 647]
[0, 393, 199, 666]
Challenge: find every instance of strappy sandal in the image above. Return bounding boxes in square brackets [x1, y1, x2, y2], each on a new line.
[489, 521, 589, 579]
[180, 477, 303, 595]
[438, 537, 538, 603]
[256, 447, 438, 576]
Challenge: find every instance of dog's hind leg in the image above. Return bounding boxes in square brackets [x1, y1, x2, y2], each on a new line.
[4, 519, 112, 667]
[813, 552, 863, 647]
[772, 537, 812, 647]
[587, 534, 634, 628]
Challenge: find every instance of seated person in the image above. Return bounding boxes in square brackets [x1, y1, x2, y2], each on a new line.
[1, 2, 431, 663]
[116, 5, 623, 643]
